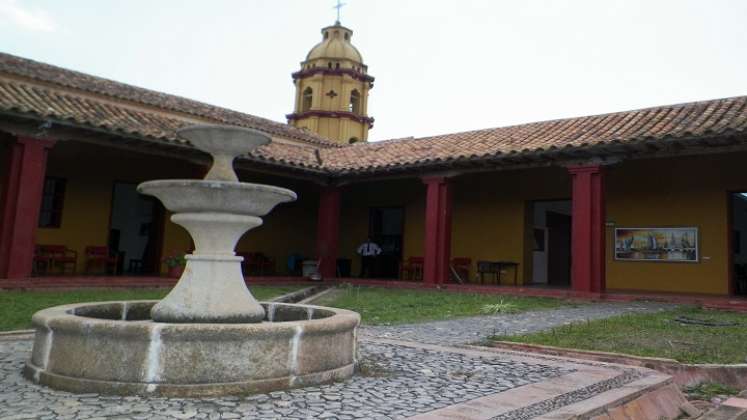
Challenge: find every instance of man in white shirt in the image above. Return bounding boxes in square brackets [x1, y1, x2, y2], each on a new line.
[356, 237, 382, 278]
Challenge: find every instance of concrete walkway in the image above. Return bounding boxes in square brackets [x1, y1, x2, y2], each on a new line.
[361, 301, 674, 345]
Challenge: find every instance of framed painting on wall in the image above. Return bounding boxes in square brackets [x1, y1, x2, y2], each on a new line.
[614, 227, 698, 262]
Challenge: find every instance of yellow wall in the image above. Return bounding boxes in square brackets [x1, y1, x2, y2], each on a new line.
[235, 172, 319, 275]
[446, 155, 742, 293]
[291, 71, 370, 143]
[335, 168, 570, 284]
[338, 178, 424, 276]
[34, 138, 745, 293]
[36, 141, 322, 276]
[450, 167, 571, 285]
[605, 153, 747, 295]
[36, 141, 197, 274]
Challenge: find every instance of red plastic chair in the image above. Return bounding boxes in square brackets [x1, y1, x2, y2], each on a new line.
[450, 257, 472, 283]
[34, 245, 77, 275]
[399, 256, 424, 281]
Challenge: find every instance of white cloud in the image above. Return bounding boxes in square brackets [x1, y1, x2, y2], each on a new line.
[0, 0, 56, 32]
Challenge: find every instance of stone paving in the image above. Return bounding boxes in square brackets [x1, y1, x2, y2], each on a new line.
[361, 301, 675, 345]
[1, 339, 572, 420]
[0, 301, 675, 419]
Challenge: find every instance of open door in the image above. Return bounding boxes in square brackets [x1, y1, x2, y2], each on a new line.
[109, 182, 165, 275]
[531, 200, 571, 287]
[369, 207, 404, 278]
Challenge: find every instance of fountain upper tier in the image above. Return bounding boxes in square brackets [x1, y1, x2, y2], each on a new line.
[137, 180, 296, 216]
[179, 124, 270, 182]
[137, 124, 297, 215]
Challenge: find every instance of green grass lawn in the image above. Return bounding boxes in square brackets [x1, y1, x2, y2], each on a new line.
[0, 286, 302, 332]
[491, 306, 747, 364]
[313, 285, 569, 325]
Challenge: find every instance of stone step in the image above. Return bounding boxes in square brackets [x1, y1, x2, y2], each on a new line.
[697, 406, 747, 420]
[698, 397, 747, 420]
[587, 383, 701, 420]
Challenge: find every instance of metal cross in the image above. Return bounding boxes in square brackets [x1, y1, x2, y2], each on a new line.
[333, 0, 346, 24]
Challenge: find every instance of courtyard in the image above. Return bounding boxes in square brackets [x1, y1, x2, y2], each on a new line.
[0, 286, 719, 419]
[2, 2, 747, 419]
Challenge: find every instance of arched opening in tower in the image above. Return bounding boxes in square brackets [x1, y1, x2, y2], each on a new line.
[349, 90, 360, 115]
[302, 87, 313, 112]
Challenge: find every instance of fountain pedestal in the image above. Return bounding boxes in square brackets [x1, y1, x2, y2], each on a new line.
[138, 126, 296, 323]
[149, 212, 263, 323]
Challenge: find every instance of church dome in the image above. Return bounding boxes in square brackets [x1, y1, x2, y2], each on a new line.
[306, 24, 363, 63]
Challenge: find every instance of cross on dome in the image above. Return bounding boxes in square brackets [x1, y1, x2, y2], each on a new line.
[333, 0, 346, 24]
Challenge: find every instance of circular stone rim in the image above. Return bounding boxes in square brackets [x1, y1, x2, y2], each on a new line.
[28, 300, 356, 334]
[24, 301, 360, 397]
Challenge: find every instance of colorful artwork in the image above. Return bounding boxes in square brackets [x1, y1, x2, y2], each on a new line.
[614, 227, 698, 262]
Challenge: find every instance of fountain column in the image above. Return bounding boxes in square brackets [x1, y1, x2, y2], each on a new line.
[138, 125, 296, 323]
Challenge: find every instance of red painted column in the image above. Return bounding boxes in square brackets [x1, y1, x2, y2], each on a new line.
[568, 165, 606, 294]
[422, 177, 452, 285]
[0, 136, 56, 279]
[315, 187, 341, 278]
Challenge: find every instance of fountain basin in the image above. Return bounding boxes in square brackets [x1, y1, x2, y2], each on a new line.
[24, 301, 360, 397]
[137, 180, 296, 216]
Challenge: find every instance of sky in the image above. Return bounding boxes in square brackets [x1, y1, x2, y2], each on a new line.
[1, 0, 746, 142]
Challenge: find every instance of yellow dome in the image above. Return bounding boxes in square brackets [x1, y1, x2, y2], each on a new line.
[305, 24, 363, 63]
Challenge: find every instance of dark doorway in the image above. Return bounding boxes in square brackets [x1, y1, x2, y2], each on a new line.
[730, 193, 747, 296]
[369, 207, 404, 278]
[531, 201, 571, 287]
[109, 183, 165, 275]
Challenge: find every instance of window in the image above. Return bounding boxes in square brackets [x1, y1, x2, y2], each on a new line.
[302, 87, 313, 112]
[38, 177, 66, 228]
[349, 89, 361, 114]
[344, 33, 349, 41]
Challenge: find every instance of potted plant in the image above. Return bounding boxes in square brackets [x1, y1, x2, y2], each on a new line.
[162, 251, 186, 278]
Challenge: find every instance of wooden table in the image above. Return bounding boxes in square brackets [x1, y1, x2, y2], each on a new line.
[476, 261, 519, 286]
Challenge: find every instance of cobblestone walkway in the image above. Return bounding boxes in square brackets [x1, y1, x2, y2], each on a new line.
[360, 301, 674, 345]
[0, 339, 571, 420]
[0, 301, 675, 419]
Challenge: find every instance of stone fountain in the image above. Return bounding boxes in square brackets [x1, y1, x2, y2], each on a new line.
[23, 125, 360, 397]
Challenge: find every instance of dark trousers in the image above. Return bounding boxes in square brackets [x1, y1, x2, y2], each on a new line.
[359, 256, 375, 278]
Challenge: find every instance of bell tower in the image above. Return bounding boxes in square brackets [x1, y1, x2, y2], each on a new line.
[287, 22, 374, 144]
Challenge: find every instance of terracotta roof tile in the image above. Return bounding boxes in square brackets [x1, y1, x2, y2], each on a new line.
[321, 96, 747, 173]
[0, 78, 325, 170]
[0, 52, 338, 148]
[2, 51, 747, 177]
